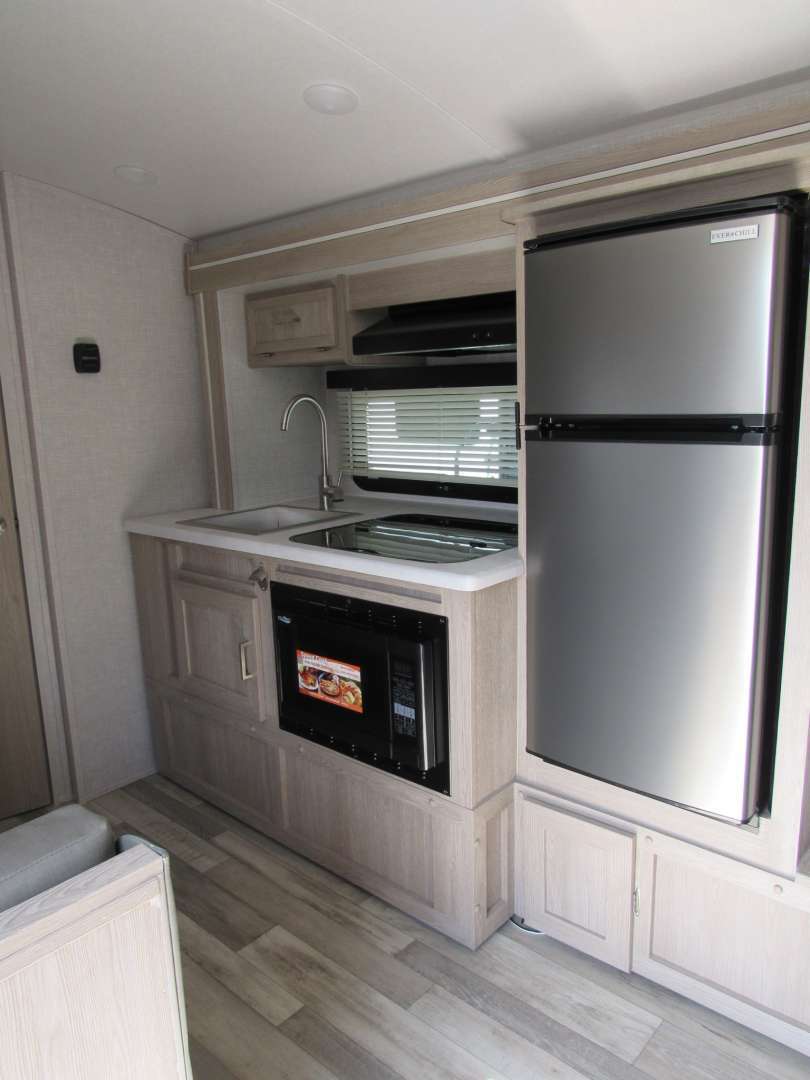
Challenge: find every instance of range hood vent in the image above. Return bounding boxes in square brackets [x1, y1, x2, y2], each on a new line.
[352, 291, 516, 358]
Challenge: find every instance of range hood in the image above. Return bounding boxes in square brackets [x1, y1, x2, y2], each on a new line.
[352, 291, 516, 358]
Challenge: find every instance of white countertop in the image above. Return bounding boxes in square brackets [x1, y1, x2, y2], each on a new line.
[125, 495, 523, 592]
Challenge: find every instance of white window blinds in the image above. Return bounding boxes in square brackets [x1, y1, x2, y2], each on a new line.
[337, 385, 517, 488]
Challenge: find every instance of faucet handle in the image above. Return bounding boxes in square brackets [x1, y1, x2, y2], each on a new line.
[321, 472, 344, 504]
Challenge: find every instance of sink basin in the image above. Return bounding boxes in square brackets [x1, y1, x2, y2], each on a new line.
[184, 505, 352, 535]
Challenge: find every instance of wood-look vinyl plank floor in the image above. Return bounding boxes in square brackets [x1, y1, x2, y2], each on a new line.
[244, 925, 512, 1080]
[497, 921, 810, 1080]
[136, 773, 370, 904]
[279, 1008, 405, 1080]
[94, 788, 227, 871]
[89, 776, 809, 1080]
[210, 857, 431, 1008]
[188, 1037, 238, 1080]
[212, 831, 414, 955]
[183, 956, 337, 1080]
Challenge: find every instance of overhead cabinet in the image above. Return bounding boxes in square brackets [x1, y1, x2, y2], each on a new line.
[245, 283, 341, 366]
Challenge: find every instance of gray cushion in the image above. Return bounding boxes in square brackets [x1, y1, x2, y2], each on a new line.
[0, 804, 115, 912]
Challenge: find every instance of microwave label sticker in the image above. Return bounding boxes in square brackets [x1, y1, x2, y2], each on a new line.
[392, 659, 417, 738]
[296, 650, 363, 713]
[710, 224, 759, 244]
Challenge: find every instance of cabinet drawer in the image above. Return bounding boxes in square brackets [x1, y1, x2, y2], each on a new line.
[634, 831, 810, 1039]
[246, 285, 337, 359]
[170, 578, 266, 721]
[515, 791, 635, 970]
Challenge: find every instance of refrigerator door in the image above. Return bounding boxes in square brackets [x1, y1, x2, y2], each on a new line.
[525, 438, 775, 821]
[525, 210, 789, 417]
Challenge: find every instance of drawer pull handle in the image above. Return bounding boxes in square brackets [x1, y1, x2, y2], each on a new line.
[239, 640, 256, 681]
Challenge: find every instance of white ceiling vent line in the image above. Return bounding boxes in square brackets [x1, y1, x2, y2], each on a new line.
[193, 119, 810, 271]
[260, 0, 505, 161]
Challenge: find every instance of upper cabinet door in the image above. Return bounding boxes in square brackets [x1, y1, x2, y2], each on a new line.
[246, 285, 338, 362]
[170, 578, 266, 721]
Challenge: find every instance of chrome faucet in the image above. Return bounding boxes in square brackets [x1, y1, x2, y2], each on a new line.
[280, 394, 343, 511]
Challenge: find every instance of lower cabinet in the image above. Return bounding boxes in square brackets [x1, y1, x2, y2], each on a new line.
[514, 789, 635, 970]
[633, 830, 810, 1052]
[150, 689, 282, 827]
[514, 789, 810, 1054]
[149, 686, 512, 948]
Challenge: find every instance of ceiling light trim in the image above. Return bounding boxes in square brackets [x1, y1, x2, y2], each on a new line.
[193, 120, 810, 271]
[303, 82, 359, 114]
[261, 0, 503, 159]
[113, 164, 158, 186]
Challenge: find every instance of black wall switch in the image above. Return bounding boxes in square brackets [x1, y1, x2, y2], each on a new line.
[73, 342, 101, 373]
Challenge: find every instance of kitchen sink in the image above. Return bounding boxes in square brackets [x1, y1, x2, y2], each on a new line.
[183, 505, 352, 535]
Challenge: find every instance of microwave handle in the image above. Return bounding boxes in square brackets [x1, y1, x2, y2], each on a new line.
[417, 641, 437, 772]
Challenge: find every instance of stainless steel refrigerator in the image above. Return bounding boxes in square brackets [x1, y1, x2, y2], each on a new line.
[523, 194, 806, 823]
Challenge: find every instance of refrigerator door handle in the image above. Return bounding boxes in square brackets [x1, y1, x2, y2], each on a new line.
[515, 403, 541, 448]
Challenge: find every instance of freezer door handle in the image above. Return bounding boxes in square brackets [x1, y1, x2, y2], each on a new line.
[521, 413, 778, 444]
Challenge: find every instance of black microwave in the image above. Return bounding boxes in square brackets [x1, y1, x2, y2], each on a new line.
[272, 583, 449, 794]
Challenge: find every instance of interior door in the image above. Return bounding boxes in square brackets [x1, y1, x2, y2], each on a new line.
[0, 391, 51, 819]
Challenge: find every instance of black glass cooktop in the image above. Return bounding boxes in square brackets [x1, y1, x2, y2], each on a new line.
[291, 513, 518, 564]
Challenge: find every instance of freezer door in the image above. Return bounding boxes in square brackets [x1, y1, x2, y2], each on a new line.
[525, 439, 775, 822]
[525, 211, 790, 416]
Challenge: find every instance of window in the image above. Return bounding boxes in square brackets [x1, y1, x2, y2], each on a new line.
[336, 381, 517, 501]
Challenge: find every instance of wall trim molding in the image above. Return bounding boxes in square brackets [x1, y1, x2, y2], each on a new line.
[193, 121, 810, 273]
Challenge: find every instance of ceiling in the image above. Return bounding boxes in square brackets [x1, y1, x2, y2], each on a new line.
[1, 0, 809, 239]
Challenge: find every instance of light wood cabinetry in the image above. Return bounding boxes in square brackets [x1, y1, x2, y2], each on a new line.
[633, 829, 810, 1052]
[345, 246, 515, 312]
[149, 689, 282, 828]
[0, 843, 191, 1080]
[132, 535, 516, 948]
[514, 790, 635, 971]
[148, 681, 511, 948]
[132, 538, 276, 731]
[245, 282, 343, 366]
[513, 791, 810, 1052]
[171, 578, 264, 721]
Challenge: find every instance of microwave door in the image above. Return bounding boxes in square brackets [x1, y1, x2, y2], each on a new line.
[275, 610, 391, 758]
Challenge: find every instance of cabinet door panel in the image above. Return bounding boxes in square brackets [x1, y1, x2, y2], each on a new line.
[515, 792, 634, 970]
[280, 747, 345, 855]
[171, 579, 264, 720]
[344, 783, 435, 906]
[154, 692, 281, 826]
[247, 286, 337, 357]
[634, 832, 810, 1039]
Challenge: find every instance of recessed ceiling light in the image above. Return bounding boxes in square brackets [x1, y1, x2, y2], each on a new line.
[303, 84, 359, 116]
[113, 164, 158, 186]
